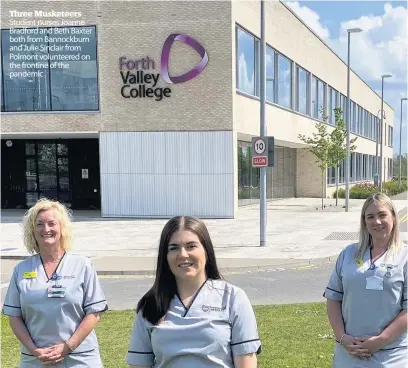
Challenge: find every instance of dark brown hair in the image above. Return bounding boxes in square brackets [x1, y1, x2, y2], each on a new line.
[137, 216, 221, 324]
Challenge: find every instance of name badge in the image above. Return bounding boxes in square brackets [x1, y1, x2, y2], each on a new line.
[366, 275, 383, 291]
[47, 286, 66, 298]
[23, 272, 37, 279]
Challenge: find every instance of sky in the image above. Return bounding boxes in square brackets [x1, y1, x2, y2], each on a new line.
[282, 0, 408, 155]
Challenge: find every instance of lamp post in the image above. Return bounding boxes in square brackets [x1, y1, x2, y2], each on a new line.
[379, 74, 392, 192]
[259, 0, 266, 246]
[399, 97, 407, 191]
[345, 27, 362, 212]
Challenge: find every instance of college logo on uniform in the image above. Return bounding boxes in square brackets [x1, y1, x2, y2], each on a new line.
[119, 33, 208, 101]
[202, 305, 226, 313]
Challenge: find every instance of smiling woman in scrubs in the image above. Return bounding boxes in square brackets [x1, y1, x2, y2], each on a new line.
[324, 193, 407, 367]
[2, 198, 108, 367]
[127, 216, 261, 368]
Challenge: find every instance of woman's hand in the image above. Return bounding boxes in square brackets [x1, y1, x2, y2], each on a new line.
[341, 334, 371, 360]
[355, 335, 386, 354]
[33, 347, 55, 362]
[36, 343, 70, 365]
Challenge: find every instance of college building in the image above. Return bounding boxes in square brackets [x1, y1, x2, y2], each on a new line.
[1, 1, 394, 218]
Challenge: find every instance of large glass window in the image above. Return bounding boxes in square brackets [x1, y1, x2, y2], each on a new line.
[2, 30, 51, 111]
[237, 27, 256, 96]
[296, 66, 309, 115]
[266, 46, 275, 103]
[1, 26, 99, 112]
[49, 27, 98, 111]
[277, 54, 292, 109]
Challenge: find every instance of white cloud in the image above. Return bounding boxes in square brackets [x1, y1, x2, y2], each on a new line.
[286, 1, 408, 153]
[238, 53, 255, 94]
[286, 1, 330, 40]
[333, 3, 408, 83]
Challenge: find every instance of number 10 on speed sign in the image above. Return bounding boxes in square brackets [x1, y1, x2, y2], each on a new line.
[252, 137, 268, 167]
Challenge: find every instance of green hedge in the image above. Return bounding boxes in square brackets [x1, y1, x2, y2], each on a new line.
[333, 180, 407, 199]
[383, 180, 407, 196]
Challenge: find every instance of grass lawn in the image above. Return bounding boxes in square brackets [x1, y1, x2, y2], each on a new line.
[2, 303, 334, 367]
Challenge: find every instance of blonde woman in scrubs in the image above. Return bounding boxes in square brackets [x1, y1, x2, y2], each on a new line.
[127, 216, 261, 368]
[2, 198, 108, 367]
[324, 193, 407, 367]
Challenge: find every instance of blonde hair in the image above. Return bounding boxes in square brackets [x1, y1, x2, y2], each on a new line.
[22, 198, 73, 254]
[355, 192, 401, 261]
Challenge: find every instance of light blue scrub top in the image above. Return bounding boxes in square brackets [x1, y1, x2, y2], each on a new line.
[324, 243, 408, 367]
[127, 279, 261, 367]
[2, 253, 108, 368]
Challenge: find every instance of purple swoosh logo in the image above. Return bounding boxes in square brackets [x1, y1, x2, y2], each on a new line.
[161, 33, 209, 84]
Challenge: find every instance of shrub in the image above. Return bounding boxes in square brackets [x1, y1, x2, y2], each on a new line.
[332, 180, 407, 199]
[333, 183, 378, 199]
[333, 188, 345, 198]
[382, 180, 407, 196]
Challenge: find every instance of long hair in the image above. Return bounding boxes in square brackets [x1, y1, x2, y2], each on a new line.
[22, 198, 73, 254]
[137, 216, 221, 325]
[355, 193, 401, 262]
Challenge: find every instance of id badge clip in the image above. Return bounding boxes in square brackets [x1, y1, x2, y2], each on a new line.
[366, 275, 383, 291]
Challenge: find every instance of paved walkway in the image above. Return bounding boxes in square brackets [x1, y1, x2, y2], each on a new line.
[1, 195, 406, 276]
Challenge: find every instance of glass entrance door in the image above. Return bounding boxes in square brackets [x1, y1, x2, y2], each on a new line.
[25, 141, 71, 208]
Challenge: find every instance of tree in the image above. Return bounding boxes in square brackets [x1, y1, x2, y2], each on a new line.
[393, 154, 407, 179]
[298, 108, 331, 210]
[328, 108, 358, 206]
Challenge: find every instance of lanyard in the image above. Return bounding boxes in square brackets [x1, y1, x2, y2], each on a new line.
[369, 248, 388, 270]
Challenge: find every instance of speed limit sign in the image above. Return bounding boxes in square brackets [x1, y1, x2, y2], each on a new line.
[253, 138, 266, 155]
[251, 137, 268, 167]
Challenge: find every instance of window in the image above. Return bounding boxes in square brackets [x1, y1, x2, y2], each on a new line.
[266, 46, 275, 103]
[384, 123, 387, 147]
[329, 87, 338, 125]
[339, 159, 345, 184]
[374, 117, 379, 142]
[317, 79, 325, 120]
[363, 154, 368, 180]
[1, 26, 99, 112]
[351, 102, 356, 133]
[340, 94, 346, 119]
[236, 27, 257, 96]
[312, 76, 325, 120]
[349, 154, 354, 182]
[388, 126, 393, 147]
[277, 54, 292, 109]
[311, 77, 317, 119]
[327, 167, 335, 185]
[296, 66, 309, 115]
[388, 158, 393, 178]
[356, 153, 362, 181]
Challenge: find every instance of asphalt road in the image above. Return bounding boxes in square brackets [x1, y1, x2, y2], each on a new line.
[98, 262, 335, 310]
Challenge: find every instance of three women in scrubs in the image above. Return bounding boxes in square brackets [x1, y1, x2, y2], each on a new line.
[127, 216, 261, 368]
[324, 193, 407, 367]
[3, 199, 108, 367]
